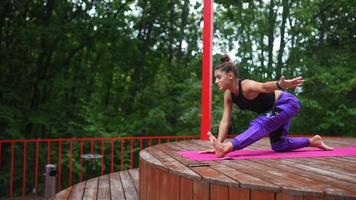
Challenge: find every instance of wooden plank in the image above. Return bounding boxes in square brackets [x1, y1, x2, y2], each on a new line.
[327, 156, 356, 165]
[97, 175, 110, 200]
[192, 166, 236, 187]
[160, 142, 208, 166]
[139, 160, 147, 200]
[147, 145, 201, 180]
[110, 172, 126, 200]
[120, 170, 138, 200]
[51, 186, 72, 200]
[139, 149, 167, 170]
[212, 163, 279, 192]
[273, 159, 356, 184]
[146, 163, 155, 200]
[276, 193, 303, 200]
[193, 180, 209, 200]
[291, 158, 356, 178]
[68, 181, 85, 200]
[128, 168, 139, 192]
[82, 177, 98, 200]
[224, 160, 324, 197]
[229, 187, 249, 200]
[161, 172, 180, 200]
[172, 140, 219, 166]
[180, 177, 194, 200]
[251, 190, 275, 200]
[255, 159, 356, 199]
[210, 184, 229, 200]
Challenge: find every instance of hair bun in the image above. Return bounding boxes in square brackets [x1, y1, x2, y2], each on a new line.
[220, 55, 230, 63]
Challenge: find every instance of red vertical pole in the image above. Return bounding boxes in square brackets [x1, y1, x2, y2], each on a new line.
[101, 141, 104, 175]
[0, 142, 2, 170]
[120, 140, 124, 170]
[47, 141, 51, 164]
[10, 142, 14, 198]
[35, 141, 39, 194]
[80, 141, 83, 182]
[130, 138, 134, 169]
[69, 142, 73, 186]
[111, 140, 114, 173]
[22, 143, 27, 197]
[58, 141, 62, 192]
[201, 0, 214, 140]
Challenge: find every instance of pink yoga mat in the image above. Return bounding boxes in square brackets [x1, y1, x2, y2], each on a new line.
[178, 146, 356, 161]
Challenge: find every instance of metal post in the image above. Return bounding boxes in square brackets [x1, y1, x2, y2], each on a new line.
[43, 164, 57, 198]
[201, 0, 214, 140]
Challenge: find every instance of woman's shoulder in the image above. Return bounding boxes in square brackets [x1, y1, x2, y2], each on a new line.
[223, 90, 233, 102]
[240, 79, 258, 88]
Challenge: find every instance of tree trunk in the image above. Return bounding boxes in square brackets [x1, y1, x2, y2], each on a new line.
[267, 0, 276, 79]
[277, 0, 289, 78]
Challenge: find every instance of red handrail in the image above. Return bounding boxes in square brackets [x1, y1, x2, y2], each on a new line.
[0, 135, 199, 198]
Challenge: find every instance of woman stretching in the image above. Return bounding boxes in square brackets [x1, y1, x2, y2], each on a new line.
[207, 55, 333, 157]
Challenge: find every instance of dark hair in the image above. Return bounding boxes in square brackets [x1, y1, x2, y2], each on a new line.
[215, 55, 239, 77]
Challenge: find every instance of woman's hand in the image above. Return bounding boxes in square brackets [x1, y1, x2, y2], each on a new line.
[279, 76, 304, 89]
[198, 149, 215, 154]
[198, 132, 216, 154]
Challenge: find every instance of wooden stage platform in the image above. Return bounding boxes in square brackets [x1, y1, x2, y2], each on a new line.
[140, 137, 356, 200]
[52, 136, 356, 200]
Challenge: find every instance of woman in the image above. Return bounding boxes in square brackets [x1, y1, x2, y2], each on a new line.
[206, 55, 333, 157]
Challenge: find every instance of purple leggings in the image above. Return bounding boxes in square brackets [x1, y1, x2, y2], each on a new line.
[231, 92, 310, 152]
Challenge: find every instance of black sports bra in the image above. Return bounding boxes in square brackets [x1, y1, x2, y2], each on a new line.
[231, 79, 275, 114]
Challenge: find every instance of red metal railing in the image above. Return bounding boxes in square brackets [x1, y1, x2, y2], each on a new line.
[0, 135, 199, 198]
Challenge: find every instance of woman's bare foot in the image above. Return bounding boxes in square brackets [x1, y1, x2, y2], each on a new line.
[309, 135, 333, 151]
[207, 132, 233, 157]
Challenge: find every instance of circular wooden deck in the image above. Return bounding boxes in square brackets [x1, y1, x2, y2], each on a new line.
[139, 137, 356, 200]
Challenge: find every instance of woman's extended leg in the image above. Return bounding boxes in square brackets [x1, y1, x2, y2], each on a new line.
[269, 120, 333, 152]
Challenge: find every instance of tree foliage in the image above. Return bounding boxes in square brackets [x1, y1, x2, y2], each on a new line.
[0, 0, 355, 140]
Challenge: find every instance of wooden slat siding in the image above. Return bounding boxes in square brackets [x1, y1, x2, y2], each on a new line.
[193, 180, 209, 200]
[147, 146, 201, 180]
[68, 181, 86, 200]
[50, 186, 72, 200]
[223, 160, 324, 198]
[140, 159, 149, 200]
[120, 170, 138, 200]
[152, 165, 164, 200]
[109, 172, 126, 200]
[211, 163, 280, 192]
[275, 159, 356, 184]
[129, 168, 139, 192]
[139, 160, 145, 200]
[253, 159, 356, 198]
[228, 187, 249, 200]
[82, 177, 98, 200]
[180, 176, 194, 200]
[251, 190, 275, 200]
[210, 184, 229, 200]
[276, 193, 303, 200]
[146, 163, 156, 200]
[161, 172, 180, 200]
[302, 196, 324, 200]
[97, 175, 110, 200]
